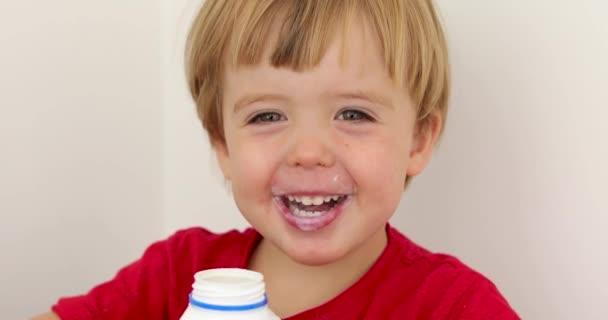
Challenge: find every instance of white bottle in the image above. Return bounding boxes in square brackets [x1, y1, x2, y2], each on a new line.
[180, 268, 280, 320]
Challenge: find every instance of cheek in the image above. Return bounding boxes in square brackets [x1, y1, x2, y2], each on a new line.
[342, 134, 410, 208]
[227, 141, 278, 201]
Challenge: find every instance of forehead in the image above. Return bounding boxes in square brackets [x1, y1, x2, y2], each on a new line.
[228, 15, 401, 89]
[231, 15, 383, 69]
[216, 1, 412, 107]
[222, 1, 397, 78]
[223, 20, 396, 104]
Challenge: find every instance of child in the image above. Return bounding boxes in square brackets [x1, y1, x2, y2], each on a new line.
[37, 1, 519, 319]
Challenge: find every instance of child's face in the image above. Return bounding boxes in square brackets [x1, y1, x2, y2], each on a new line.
[216, 21, 440, 266]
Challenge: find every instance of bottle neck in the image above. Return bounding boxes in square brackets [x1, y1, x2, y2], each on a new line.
[190, 268, 268, 311]
[189, 293, 268, 312]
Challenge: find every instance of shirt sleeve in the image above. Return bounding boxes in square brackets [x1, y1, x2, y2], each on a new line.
[51, 238, 171, 320]
[447, 277, 521, 320]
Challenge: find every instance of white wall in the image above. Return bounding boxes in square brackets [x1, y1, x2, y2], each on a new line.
[160, 0, 249, 235]
[396, 1, 608, 318]
[0, 1, 164, 318]
[2, 0, 606, 319]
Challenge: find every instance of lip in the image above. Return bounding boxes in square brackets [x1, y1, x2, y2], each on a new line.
[273, 195, 352, 232]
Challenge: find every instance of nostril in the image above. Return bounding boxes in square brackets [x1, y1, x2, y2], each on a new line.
[289, 154, 335, 168]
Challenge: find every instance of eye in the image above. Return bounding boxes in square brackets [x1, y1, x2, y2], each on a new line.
[248, 112, 286, 124]
[335, 109, 374, 122]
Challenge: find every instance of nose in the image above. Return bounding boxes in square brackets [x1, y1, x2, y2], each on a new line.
[286, 130, 336, 169]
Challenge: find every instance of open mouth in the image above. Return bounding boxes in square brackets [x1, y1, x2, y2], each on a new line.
[281, 195, 348, 217]
[274, 194, 350, 231]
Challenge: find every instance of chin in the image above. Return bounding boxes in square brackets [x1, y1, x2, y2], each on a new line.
[281, 241, 349, 266]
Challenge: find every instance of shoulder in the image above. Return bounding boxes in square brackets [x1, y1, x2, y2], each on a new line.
[161, 227, 258, 268]
[51, 227, 259, 320]
[386, 226, 475, 278]
[384, 227, 520, 319]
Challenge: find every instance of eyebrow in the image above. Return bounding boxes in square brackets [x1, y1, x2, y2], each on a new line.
[233, 93, 289, 114]
[232, 89, 394, 113]
[326, 89, 394, 109]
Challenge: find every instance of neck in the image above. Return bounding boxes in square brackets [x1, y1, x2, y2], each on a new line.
[248, 227, 388, 317]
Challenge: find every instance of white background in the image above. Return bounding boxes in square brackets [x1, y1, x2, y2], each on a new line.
[1, 1, 606, 319]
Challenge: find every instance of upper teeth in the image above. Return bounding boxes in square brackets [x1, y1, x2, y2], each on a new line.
[287, 195, 340, 205]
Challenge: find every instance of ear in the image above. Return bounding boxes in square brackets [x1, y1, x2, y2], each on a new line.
[213, 139, 232, 181]
[406, 111, 443, 177]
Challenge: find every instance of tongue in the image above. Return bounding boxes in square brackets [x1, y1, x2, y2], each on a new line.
[295, 202, 334, 212]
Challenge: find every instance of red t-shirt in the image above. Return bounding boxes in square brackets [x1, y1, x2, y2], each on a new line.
[52, 226, 519, 319]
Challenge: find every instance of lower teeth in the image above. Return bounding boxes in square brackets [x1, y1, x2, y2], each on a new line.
[292, 208, 324, 218]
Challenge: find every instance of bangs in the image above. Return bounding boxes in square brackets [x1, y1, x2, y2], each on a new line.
[226, 1, 407, 85]
[229, 1, 359, 71]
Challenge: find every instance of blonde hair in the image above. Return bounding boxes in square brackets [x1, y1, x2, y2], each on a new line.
[186, 0, 450, 145]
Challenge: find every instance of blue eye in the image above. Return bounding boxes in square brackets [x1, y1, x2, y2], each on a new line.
[248, 112, 286, 124]
[336, 109, 374, 122]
